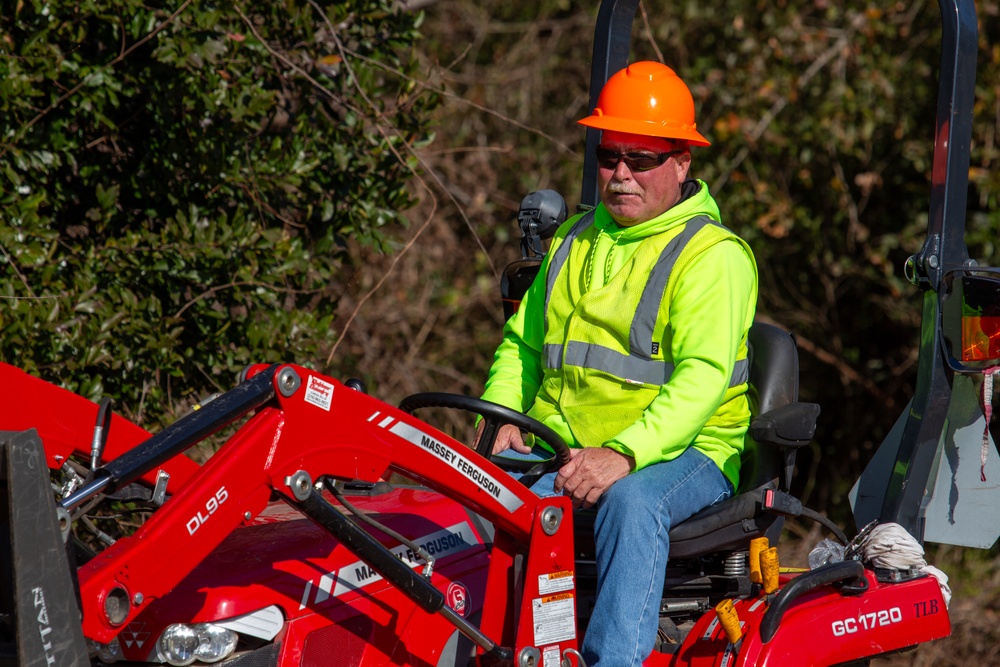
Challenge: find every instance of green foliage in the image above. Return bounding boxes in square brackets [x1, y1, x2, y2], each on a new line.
[0, 0, 438, 427]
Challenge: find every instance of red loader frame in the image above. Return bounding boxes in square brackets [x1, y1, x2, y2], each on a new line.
[0, 361, 581, 666]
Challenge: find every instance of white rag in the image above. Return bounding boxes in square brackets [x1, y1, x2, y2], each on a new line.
[859, 523, 951, 607]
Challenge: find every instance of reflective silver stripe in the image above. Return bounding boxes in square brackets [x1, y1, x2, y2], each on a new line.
[629, 217, 713, 357]
[544, 211, 596, 335]
[544, 343, 563, 370]
[560, 341, 746, 388]
[730, 357, 749, 387]
[564, 341, 675, 385]
[543, 212, 747, 388]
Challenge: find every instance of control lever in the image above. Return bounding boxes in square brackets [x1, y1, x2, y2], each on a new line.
[90, 397, 113, 473]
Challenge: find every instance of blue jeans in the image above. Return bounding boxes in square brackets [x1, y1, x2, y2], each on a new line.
[516, 447, 733, 667]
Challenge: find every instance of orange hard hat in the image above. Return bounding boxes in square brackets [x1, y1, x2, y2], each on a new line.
[578, 61, 710, 146]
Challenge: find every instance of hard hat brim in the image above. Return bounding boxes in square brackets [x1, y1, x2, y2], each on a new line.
[578, 115, 711, 147]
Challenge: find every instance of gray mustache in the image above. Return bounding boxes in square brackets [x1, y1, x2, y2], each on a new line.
[606, 183, 641, 195]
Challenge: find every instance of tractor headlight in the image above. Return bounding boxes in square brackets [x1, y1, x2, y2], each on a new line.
[157, 625, 198, 666]
[192, 624, 238, 663]
[86, 637, 123, 663]
[157, 623, 236, 666]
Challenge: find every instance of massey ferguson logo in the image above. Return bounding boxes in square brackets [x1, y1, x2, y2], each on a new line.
[121, 622, 152, 650]
[298, 522, 477, 610]
[33, 587, 57, 666]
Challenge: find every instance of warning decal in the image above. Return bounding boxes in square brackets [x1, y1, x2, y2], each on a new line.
[532, 593, 576, 646]
[542, 645, 561, 667]
[538, 571, 574, 595]
[446, 582, 470, 617]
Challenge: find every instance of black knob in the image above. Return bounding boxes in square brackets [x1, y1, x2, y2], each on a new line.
[345, 378, 368, 394]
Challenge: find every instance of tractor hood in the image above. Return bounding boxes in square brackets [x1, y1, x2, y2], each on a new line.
[119, 487, 491, 663]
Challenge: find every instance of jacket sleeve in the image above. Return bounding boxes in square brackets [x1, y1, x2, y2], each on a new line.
[480, 254, 551, 413]
[603, 239, 758, 470]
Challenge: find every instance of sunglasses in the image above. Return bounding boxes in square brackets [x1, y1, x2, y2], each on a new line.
[595, 147, 684, 172]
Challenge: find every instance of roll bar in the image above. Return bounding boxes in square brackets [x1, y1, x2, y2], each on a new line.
[878, 0, 977, 540]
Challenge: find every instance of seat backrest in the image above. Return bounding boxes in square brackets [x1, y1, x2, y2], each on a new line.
[737, 322, 801, 494]
[573, 322, 806, 560]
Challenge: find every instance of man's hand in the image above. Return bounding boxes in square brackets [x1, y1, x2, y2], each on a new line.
[473, 421, 533, 456]
[554, 447, 634, 509]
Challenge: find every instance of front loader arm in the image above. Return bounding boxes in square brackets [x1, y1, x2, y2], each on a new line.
[0, 362, 200, 489]
[74, 363, 577, 662]
[75, 405, 283, 642]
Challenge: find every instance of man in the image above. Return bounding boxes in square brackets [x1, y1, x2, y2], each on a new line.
[478, 61, 757, 666]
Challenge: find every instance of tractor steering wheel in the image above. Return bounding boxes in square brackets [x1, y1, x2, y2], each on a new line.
[397, 393, 571, 479]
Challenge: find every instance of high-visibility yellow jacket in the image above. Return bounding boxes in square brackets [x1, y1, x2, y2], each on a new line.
[482, 180, 757, 488]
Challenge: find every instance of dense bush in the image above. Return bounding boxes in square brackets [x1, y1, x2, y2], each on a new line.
[1, 0, 438, 427]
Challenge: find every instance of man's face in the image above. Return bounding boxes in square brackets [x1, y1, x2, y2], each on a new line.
[597, 131, 692, 227]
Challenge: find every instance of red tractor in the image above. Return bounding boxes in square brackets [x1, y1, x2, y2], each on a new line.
[0, 0, 987, 665]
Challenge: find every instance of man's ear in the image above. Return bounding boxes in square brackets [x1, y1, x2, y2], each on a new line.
[674, 151, 692, 181]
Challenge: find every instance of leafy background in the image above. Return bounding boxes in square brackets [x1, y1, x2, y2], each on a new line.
[3, 0, 1000, 662]
[2, 0, 436, 422]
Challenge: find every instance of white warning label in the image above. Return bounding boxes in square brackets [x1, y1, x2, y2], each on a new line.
[542, 645, 561, 667]
[532, 593, 576, 646]
[538, 571, 574, 595]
